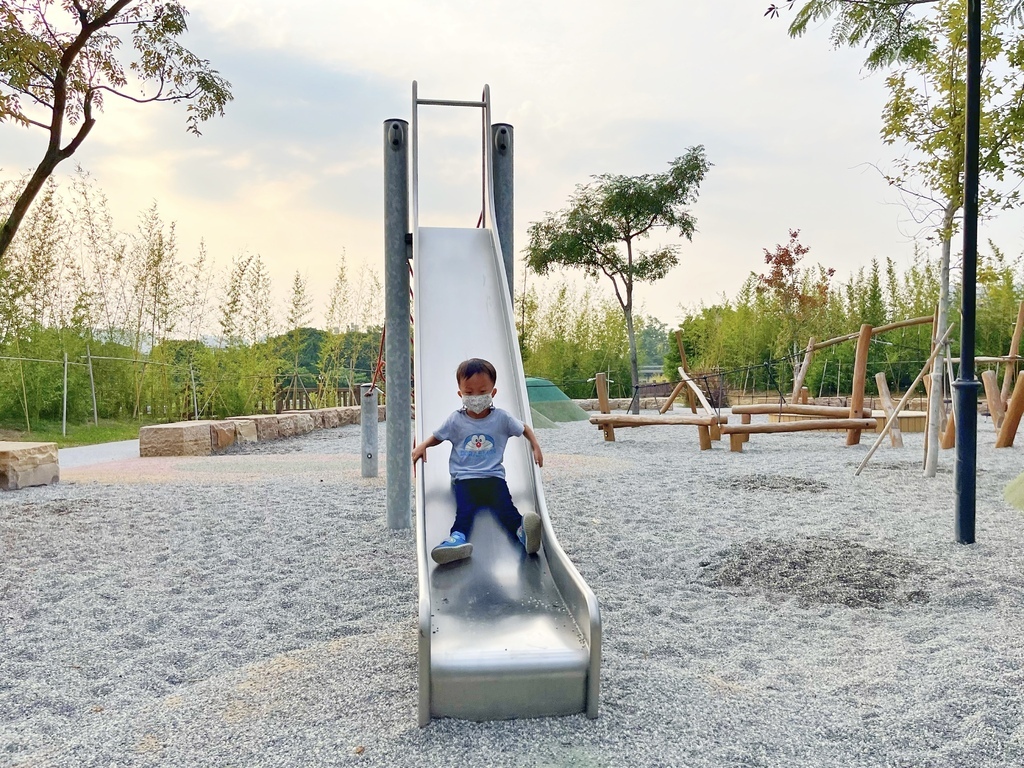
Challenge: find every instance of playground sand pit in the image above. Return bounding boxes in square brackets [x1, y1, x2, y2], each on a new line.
[3, 412, 1024, 767]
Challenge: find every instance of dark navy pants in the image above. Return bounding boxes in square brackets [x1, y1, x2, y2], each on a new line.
[451, 477, 522, 540]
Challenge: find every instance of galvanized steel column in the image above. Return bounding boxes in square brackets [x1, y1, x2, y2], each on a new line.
[384, 118, 411, 529]
[361, 384, 379, 478]
[491, 123, 514, 299]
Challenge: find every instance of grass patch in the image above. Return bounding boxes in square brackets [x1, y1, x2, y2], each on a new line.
[0, 419, 146, 448]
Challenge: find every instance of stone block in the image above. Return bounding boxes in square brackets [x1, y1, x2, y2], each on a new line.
[294, 413, 315, 434]
[322, 409, 340, 428]
[210, 421, 237, 452]
[233, 420, 258, 443]
[0, 441, 59, 491]
[280, 411, 317, 435]
[227, 415, 280, 441]
[277, 414, 298, 438]
[311, 410, 325, 429]
[139, 421, 216, 457]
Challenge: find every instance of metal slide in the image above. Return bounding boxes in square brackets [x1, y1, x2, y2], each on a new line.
[411, 85, 601, 725]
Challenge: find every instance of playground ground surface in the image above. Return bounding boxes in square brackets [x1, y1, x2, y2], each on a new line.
[2, 411, 1024, 767]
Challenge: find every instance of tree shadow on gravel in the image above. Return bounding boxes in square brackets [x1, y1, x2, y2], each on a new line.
[724, 473, 828, 493]
[697, 536, 930, 609]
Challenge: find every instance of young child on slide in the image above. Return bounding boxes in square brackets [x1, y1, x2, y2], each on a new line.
[411, 357, 544, 565]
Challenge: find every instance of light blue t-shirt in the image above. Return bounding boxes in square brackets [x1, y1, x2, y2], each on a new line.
[433, 407, 525, 481]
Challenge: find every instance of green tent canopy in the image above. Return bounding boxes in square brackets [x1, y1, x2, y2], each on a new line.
[526, 377, 590, 426]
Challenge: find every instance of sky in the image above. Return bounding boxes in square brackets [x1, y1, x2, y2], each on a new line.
[3, 0, 1023, 330]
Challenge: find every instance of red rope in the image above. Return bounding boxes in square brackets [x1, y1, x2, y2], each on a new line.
[369, 327, 386, 390]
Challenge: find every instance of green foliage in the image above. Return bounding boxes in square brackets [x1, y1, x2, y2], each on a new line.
[772, 0, 936, 69]
[0, 173, 386, 432]
[769, 1, 1024, 70]
[673, 239, 1024, 399]
[516, 280, 637, 400]
[880, 0, 1024, 241]
[0, 1, 232, 259]
[526, 148, 711, 390]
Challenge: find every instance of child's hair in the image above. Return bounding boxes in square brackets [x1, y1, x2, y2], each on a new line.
[456, 358, 497, 385]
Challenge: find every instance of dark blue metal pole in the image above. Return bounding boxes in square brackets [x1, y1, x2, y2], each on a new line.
[953, 0, 982, 544]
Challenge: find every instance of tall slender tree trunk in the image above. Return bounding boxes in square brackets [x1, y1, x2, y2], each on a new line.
[925, 202, 956, 477]
[624, 298, 640, 415]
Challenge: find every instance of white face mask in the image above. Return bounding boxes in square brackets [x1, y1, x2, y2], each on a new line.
[462, 393, 493, 413]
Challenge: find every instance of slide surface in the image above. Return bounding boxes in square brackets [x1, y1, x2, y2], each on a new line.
[413, 225, 600, 724]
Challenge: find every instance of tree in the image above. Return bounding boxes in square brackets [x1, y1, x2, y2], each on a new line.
[525, 147, 711, 411]
[877, 0, 1024, 474]
[283, 270, 312, 405]
[0, 1, 232, 260]
[765, 0, 1024, 68]
[756, 229, 835, 367]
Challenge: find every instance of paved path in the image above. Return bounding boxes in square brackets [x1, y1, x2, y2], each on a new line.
[58, 439, 139, 468]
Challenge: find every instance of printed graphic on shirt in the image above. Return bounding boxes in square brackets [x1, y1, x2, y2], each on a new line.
[459, 434, 495, 456]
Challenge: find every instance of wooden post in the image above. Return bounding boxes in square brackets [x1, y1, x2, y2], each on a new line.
[874, 372, 903, 448]
[940, 401, 956, 449]
[1001, 300, 1024, 408]
[675, 331, 697, 413]
[846, 324, 873, 445]
[729, 433, 744, 452]
[595, 372, 614, 442]
[791, 337, 816, 401]
[800, 386, 809, 405]
[937, 350, 954, 450]
[856, 323, 954, 476]
[981, 369, 1004, 429]
[996, 371, 1024, 448]
[659, 380, 687, 415]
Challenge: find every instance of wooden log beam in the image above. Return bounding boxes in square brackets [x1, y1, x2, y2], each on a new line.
[981, 369, 1004, 430]
[731, 403, 870, 418]
[674, 331, 698, 413]
[1001, 300, 1024, 408]
[856, 323, 954, 476]
[847, 324, 873, 446]
[595, 372, 614, 442]
[791, 337, 815, 401]
[996, 371, 1024, 448]
[589, 413, 721, 427]
[678, 366, 716, 416]
[721, 418, 877, 435]
[874, 372, 903, 448]
[811, 316, 933, 351]
[940, 403, 956, 450]
[658, 380, 687, 415]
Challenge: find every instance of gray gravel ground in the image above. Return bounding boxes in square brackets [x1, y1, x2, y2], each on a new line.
[3, 413, 1024, 767]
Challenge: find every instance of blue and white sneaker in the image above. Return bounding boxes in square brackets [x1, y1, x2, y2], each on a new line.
[516, 512, 542, 555]
[431, 531, 473, 564]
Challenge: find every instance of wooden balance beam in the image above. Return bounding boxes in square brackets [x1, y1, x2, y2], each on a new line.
[720, 418, 878, 452]
[730, 403, 872, 419]
[588, 413, 726, 451]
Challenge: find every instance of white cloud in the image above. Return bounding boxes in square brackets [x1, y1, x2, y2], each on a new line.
[2, 0, 1021, 330]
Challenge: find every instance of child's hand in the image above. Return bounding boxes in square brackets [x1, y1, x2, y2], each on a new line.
[532, 444, 544, 468]
[411, 445, 427, 469]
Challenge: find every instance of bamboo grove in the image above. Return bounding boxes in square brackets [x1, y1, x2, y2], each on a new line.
[666, 230, 1024, 400]
[0, 172, 383, 431]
